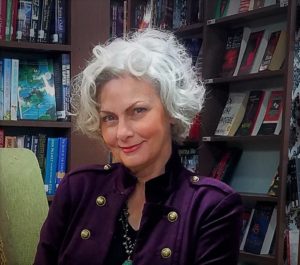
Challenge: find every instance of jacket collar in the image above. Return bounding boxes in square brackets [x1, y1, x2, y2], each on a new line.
[113, 144, 183, 203]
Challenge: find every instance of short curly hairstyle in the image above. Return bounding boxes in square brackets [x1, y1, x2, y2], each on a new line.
[72, 28, 205, 143]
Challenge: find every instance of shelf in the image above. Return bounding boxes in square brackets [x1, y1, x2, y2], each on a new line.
[202, 135, 280, 142]
[239, 251, 276, 265]
[203, 69, 284, 84]
[174, 23, 203, 38]
[240, 192, 278, 203]
[207, 4, 287, 27]
[0, 40, 71, 52]
[0, 120, 72, 128]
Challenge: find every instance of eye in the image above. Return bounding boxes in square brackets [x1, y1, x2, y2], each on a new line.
[134, 107, 147, 114]
[101, 114, 116, 122]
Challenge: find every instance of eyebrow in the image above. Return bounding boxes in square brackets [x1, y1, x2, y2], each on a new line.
[100, 100, 146, 113]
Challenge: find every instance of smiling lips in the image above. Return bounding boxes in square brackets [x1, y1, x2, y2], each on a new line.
[120, 143, 143, 153]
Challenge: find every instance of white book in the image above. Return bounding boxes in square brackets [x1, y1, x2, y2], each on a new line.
[215, 91, 249, 136]
[240, 208, 255, 250]
[226, 0, 241, 16]
[260, 207, 277, 254]
[264, 0, 277, 7]
[251, 90, 271, 136]
[10, 59, 19, 121]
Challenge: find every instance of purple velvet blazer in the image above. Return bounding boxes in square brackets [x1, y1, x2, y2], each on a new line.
[34, 153, 243, 265]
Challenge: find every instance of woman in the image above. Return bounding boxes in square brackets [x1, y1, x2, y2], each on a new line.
[34, 29, 243, 265]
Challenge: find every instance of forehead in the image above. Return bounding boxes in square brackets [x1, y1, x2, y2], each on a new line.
[98, 75, 160, 107]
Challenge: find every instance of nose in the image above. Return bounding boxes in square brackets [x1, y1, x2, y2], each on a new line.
[116, 118, 134, 141]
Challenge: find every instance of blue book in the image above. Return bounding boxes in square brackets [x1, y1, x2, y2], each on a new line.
[56, 137, 68, 188]
[244, 202, 275, 254]
[3, 58, 11, 120]
[45, 137, 59, 195]
[0, 59, 4, 120]
[18, 58, 57, 120]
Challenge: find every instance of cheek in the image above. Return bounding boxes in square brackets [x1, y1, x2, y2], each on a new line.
[101, 126, 116, 146]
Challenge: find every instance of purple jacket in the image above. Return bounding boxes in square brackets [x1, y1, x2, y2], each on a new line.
[34, 155, 243, 265]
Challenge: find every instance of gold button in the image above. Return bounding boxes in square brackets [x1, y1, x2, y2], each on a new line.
[161, 248, 172, 258]
[96, 196, 106, 206]
[81, 229, 91, 239]
[191, 175, 200, 183]
[167, 211, 178, 222]
[104, 164, 111, 170]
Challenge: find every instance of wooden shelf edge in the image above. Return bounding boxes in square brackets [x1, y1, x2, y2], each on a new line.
[240, 192, 278, 202]
[0, 40, 71, 52]
[239, 251, 275, 264]
[203, 70, 284, 84]
[0, 120, 72, 128]
[202, 135, 281, 142]
[174, 23, 203, 37]
[207, 4, 286, 26]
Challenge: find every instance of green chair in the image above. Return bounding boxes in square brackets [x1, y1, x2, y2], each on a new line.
[0, 148, 49, 265]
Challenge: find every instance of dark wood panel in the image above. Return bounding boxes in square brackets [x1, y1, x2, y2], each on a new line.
[239, 251, 276, 265]
[202, 135, 281, 142]
[0, 41, 71, 52]
[0, 120, 72, 128]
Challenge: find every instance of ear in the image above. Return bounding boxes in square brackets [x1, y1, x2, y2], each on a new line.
[169, 116, 176, 125]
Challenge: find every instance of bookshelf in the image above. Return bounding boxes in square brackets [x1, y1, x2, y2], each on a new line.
[0, 0, 72, 200]
[199, 1, 296, 265]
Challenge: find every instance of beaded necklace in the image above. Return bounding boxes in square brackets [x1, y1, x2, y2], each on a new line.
[119, 205, 137, 265]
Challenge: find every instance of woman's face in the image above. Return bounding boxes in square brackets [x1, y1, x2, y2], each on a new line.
[98, 75, 173, 179]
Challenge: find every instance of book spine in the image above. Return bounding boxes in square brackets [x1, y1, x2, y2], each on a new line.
[29, 0, 41, 42]
[3, 58, 11, 120]
[37, 133, 47, 178]
[16, 135, 25, 147]
[0, 0, 7, 40]
[56, 137, 68, 188]
[10, 58, 19, 121]
[4, 135, 17, 147]
[16, 0, 33, 41]
[0, 128, 4, 147]
[24, 134, 31, 149]
[5, 0, 12, 41]
[51, 0, 66, 44]
[0, 59, 3, 120]
[62, 53, 70, 120]
[45, 137, 59, 195]
[10, 0, 18, 40]
[31, 135, 39, 156]
[53, 54, 64, 119]
[37, 0, 53, 43]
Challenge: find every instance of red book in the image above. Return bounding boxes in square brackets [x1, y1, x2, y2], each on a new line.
[0, 0, 7, 40]
[11, 0, 18, 40]
[239, 0, 251, 13]
[238, 30, 264, 75]
[0, 128, 4, 148]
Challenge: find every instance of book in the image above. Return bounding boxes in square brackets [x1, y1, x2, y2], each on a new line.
[44, 137, 59, 195]
[0, 128, 4, 147]
[239, 0, 251, 13]
[37, 0, 53, 43]
[215, 91, 249, 136]
[240, 207, 254, 246]
[238, 30, 264, 75]
[220, 27, 243, 77]
[0, 0, 7, 40]
[4, 135, 17, 147]
[16, 0, 32, 41]
[249, 0, 265, 11]
[240, 208, 255, 250]
[267, 167, 280, 196]
[259, 30, 282, 71]
[268, 30, 287, 71]
[51, 0, 66, 44]
[3, 58, 11, 120]
[36, 133, 47, 178]
[211, 147, 242, 183]
[257, 90, 283, 135]
[233, 26, 251, 76]
[29, 0, 41, 42]
[243, 202, 276, 254]
[226, 0, 241, 16]
[5, 0, 12, 40]
[56, 137, 68, 188]
[214, 0, 230, 18]
[16, 135, 25, 148]
[250, 90, 271, 136]
[260, 206, 277, 254]
[18, 58, 57, 120]
[0, 59, 3, 120]
[235, 90, 266, 136]
[10, 58, 19, 121]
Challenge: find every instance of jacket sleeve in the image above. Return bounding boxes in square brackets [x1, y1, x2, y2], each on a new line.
[33, 174, 72, 265]
[194, 191, 243, 265]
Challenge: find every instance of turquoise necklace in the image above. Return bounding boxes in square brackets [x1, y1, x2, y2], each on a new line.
[120, 205, 137, 265]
